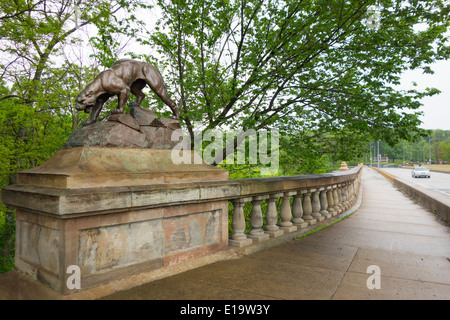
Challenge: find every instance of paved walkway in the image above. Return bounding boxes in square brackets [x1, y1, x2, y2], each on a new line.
[102, 168, 450, 300]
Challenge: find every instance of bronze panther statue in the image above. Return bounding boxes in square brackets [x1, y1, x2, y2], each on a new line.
[75, 59, 180, 126]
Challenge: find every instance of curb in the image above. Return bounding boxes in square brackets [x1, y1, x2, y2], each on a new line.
[370, 166, 450, 223]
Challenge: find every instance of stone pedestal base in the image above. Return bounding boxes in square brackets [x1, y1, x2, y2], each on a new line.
[2, 146, 230, 295]
[264, 229, 285, 238]
[247, 232, 270, 243]
[321, 212, 332, 219]
[293, 222, 309, 229]
[228, 238, 253, 248]
[312, 215, 325, 222]
[17, 147, 227, 188]
[304, 218, 317, 226]
[279, 225, 298, 234]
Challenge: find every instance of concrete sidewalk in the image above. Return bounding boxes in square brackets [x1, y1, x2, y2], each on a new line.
[102, 168, 450, 300]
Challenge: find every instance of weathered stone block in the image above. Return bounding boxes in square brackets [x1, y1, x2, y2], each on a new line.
[10, 196, 229, 295]
[79, 219, 164, 275]
[159, 117, 182, 130]
[163, 210, 223, 254]
[130, 106, 158, 126]
[64, 121, 148, 149]
[14, 148, 228, 189]
[108, 113, 140, 130]
[65, 107, 181, 150]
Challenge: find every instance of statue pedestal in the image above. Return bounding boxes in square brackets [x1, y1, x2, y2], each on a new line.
[17, 147, 228, 188]
[2, 146, 230, 296]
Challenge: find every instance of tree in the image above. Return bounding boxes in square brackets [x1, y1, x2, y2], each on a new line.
[0, 0, 150, 183]
[375, 130, 450, 165]
[0, 0, 153, 273]
[136, 0, 449, 170]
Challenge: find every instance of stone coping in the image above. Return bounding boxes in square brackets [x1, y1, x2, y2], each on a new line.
[16, 147, 229, 188]
[375, 167, 450, 222]
[2, 167, 361, 218]
[0, 170, 364, 300]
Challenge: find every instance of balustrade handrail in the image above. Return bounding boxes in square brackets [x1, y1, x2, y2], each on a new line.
[231, 166, 361, 197]
[1, 162, 363, 294]
[226, 166, 363, 246]
[2, 165, 362, 217]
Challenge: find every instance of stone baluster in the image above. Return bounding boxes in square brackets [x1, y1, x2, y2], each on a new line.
[352, 180, 358, 204]
[292, 190, 308, 229]
[337, 184, 345, 212]
[347, 182, 353, 207]
[279, 191, 297, 233]
[326, 186, 336, 216]
[302, 190, 316, 225]
[342, 183, 350, 210]
[348, 182, 355, 206]
[247, 195, 270, 243]
[332, 185, 341, 214]
[264, 193, 284, 238]
[346, 182, 352, 208]
[229, 197, 253, 247]
[311, 189, 324, 222]
[319, 187, 331, 219]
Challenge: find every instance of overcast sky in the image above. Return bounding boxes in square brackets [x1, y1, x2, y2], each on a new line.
[399, 59, 450, 131]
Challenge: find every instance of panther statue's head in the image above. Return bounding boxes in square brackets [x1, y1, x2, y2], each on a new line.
[75, 86, 97, 114]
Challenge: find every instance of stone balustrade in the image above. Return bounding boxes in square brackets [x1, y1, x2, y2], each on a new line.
[2, 156, 362, 295]
[0, 105, 363, 297]
[227, 166, 362, 247]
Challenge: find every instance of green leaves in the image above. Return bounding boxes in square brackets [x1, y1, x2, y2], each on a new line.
[0, 1, 136, 186]
[139, 0, 449, 172]
[0, 0, 448, 180]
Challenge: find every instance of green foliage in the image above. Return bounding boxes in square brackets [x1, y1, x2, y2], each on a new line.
[0, 204, 15, 273]
[373, 130, 450, 164]
[149, 0, 448, 143]
[138, 0, 450, 171]
[0, 0, 147, 273]
[0, 64, 96, 186]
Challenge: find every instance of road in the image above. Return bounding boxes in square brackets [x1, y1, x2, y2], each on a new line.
[380, 167, 450, 197]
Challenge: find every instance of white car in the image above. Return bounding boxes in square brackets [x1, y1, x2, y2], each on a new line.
[411, 167, 430, 178]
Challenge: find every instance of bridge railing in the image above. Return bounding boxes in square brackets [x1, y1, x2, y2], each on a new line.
[226, 165, 362, 247]
[1, 159, 362, 295]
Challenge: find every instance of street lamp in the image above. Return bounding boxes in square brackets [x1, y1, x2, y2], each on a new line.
[429, 136, 432, 169]
[377, 140, 380, 172]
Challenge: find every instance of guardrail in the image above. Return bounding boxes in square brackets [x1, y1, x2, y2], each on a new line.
[228, 166, 363, 247]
